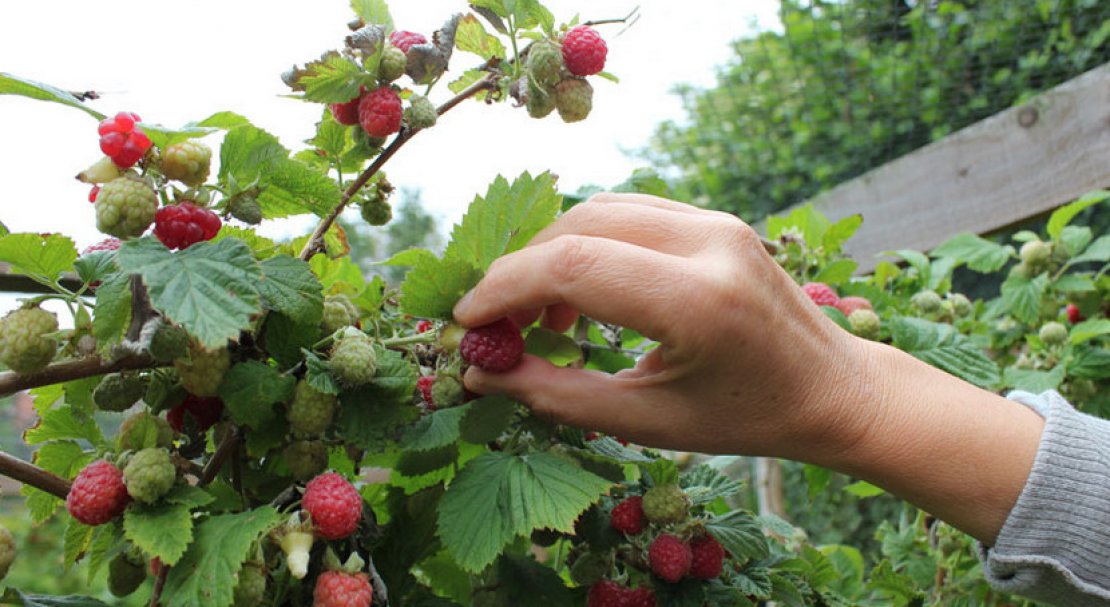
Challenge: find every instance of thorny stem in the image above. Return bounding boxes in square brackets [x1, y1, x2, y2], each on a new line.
[0, 451, 71, 499]
[297, 74, 499, 261]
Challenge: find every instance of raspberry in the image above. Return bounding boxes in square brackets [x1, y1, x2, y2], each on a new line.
[528, 40, 564, 87]
[233, 562, 268, 607]
[641, 484, 689, 525]
[430, 374, 465, 408]
[107, 549, 146, 597]
[0, 306, 58, 374]
[587, 580, 626, 607]
[302, 472, 362, 540]
[1067, 303, 1085, 324]
[0, 524, 14, 582]
[569, 552, 608, 586]
[123, 448, 176, 504]
[330, 90, 365, 126]
[1020, 240, 1052, 266]
[379, 45, 407, 82]
[98, 111, 152, 169]
[81, 237, 121, 255]
[360, 199, 392, 226]
[460, 318, 525, 373]
[287, 380, 337, 439]
[389, 30, 428, 53]
[322, 294, 360, 335]
[526, 79, 556, 119]
[415, 320, 434, 333]
[148, 321, 189, 362]
[313, 570, 372, 607]
[330, 332, 378, 386]
[835, 296, 872, 317]
[648, 534, 692, 583]
[174, 343, 230, 397]
[949, 293, 973, 317]
[609, 495, 646, 535]
[118, 410, 175, 451]
[154, 202, 222, 250]
[416, 375, 436, 409]
[911, 290, 943, 314]
[161, 140, 212, 187]
[95, 176, 158, 239]
[403, 94, 437, 131]
[801, 282, 839, 308]
[88, 186, 100, 203]
[284, 440, 329, 481]
[93, 371, 149, 412]
[1040, 321, 1069, 346]
[167, 395, 225, 433]
[688, 535, 725, 580]
[554, 78, 593, 123]
[848, 309, 881, 340]
[228, 193, 263, 225]
[625, 588, 657, 607]
[358, 87, 403, 138]
[66, 460, 131, 525]
[562, 26, 607, 76]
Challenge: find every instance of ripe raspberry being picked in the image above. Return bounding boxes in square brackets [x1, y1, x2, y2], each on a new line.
[459, 317, 525, 373]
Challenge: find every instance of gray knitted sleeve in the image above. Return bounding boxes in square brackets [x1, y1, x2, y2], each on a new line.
[977, 390, 1110, 606]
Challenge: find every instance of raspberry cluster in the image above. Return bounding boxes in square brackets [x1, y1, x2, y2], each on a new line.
[521, 25, 608, 123]
[98, 111, 152, 169]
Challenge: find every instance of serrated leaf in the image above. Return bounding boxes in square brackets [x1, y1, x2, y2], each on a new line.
[303, 351, 340, 394]
[264, 313, 320, 369]
[931, 233, 1012, 273]
[260, 158, 343, 218]
[351, 0, 394, 30]
[1053, 274, 1096, 293]
[767, 204, 830, 249]
[1002, 365, 1066, 393]
[123, 502, 193, 565]
[1047, 190, 1109, 239]
[196, 111, 251, 129]
[73, 251, 116, 287]
[162, 508, 283, 607]
[400, 254, 483, 319]
[455, 14, 506, 59]
[682, 463, 744, 506]
[137, 122, 217, 150]
[823, 215, 862, 252]
[402, 406, 468, 452]
[116, 238, 263, 349]
[1072, 235, 1110, 265]
[217, 361, 295, 429]
[1000, 274, 1048, 325]
[459, 396, 518, 444]
[0, 233, 77, 282]
[586, 436, 652, 463]
[164, 485, 216, 508]
[219, 124, 287, 182]
[396, 444, 459, 477]
[1071, 319, 1110, 345]
[85, 524, 118, 584]
[309, 110, 351, 159]
[447, 69, 489, 97]
[338, 348, 420, 448]
[889, 317, 1000, 388]
[0, 72, 106, 119]
[21, 485, 63, 524]
[25, 407, 104, 446]
[63, 518, 94, 569]
[1069, 348, 1110, 379]
[258, 255, 324, 326]
[1060, 226, 1093, 257]
[812, 259, 857, 285]
[444, 172, 561, 272]
[705, 510, 770, 561]
[438, 451, 613, 572]
[497, 554, 572, 606]
[0, 589, 112, 607]
[300, 54, 372, 104]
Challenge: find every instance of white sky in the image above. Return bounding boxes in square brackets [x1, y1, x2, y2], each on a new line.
[0, 0, 779, 251]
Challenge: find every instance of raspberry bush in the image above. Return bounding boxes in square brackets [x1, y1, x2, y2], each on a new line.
[0, 2, 1105, 607]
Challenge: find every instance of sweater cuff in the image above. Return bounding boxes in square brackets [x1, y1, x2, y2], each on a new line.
[978, 390, 1110, 604]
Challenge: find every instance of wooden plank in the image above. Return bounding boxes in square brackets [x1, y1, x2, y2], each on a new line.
[793, 62, 1110, 272]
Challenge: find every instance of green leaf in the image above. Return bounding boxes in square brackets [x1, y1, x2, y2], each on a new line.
[85, 524, 117, 584]
[264, 313, 321, 368]
[731, 568, 773, 599]
[402, 406, 469, 452]
[1069, 348, 1110, 380]
[447, 69, 489, 97]
[0, 589, 112, 606]
[705, 510, 770, 561]
[25, 407, 104, 446]
[259, 158, 343, 218]
[300, 54, 372, 104]
[1000, 274, 1049, 325]
[455, 14, 506, 59]
[137, 122, 217, 150]
[351, 0, 394, 30]
[1059, 226, 1093, 257]
[444, 172, 562, 272]
[164, 485, 216, 509]
[196, 111, 251, 129]
[308, 110, 351, 160]
[400, 254, 483, 319]
[1071, 235, 1110, 265]
[217, 361, 296, 429]
[1071, 319, 1110, 345]
[73, 251, 117, 287]
[823, 215, 862, 252]
[0, 233, 78, 283]
[437, 451, 613, 572]
[337, 348, 420, 448]
[812, 259, 857, 285]
[524, 328, 581, 366]
[459, 396, 518, 444]
[497, 554, 572, 606]
[0, 220, 7, 236]
[767, 204, 830, 249]
[258, 255, 324, 326]
[586, 436, 652, 463]
[1002, 365, 1066, 393]
[162, 508, 283, 607]
[931, 233, 1012, 273]
[1053, 274, 1096, 293]
[219, 125, 287, 183]
[889, 317, 1000, 388]
[0, 72, 106, 119]
[1047, 190, 1109, 239]
[843, 481, 885, 498]
[123, 502, 194, 565]
[116, 238, 263, 349]
[682, 463, 744, 506]
[62, 518, 94, 570]
[303, 351, 340, 395]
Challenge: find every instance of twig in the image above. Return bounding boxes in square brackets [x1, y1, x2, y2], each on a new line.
[200, 427, 240, 486]
[297, 73, 499, 261]
[366, 551, 390, 607]
[0, 353, 159, 398]
[148, 564, 168, 607]
[0, 451, 71, 499]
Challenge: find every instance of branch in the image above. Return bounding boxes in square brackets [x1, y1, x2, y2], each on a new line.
[298, 73, 499, 261]
[148, 564, 168, 607]
[0, 353, 159, 398]
[200, 426, 240, 486]
[366, 551, 390, 607]
[0, 451, 71, 499]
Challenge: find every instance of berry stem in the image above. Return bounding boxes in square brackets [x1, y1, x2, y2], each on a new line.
[0, 451, 71, 499]
[199, 426, 240, 486]
[148, 563, 168, 607]
[0, 352, 159, 398]
[297, 73, 499, 261]
[381, 332, 439, 348]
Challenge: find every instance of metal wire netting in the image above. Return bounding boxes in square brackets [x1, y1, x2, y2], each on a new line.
[647, 0, 1110, 222]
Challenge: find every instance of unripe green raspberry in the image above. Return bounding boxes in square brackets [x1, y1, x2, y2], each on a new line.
[321, 294, 360, 335]
[161, 140, 213, 187]
[95, 176, 158, 239]
[148, 321, 189, 363]
[174, 343, 230, 397]
[283, 440, 329, 481]
[1011, 262, 1037, 279]
[526, 78, 556, 119]
[528, 40, 565, 88]
[569, 551, 608, 587]
[361, 200, 392, 226]
[228, 194, 263, 225]
[848, 309, 881, 340]
[641, 484, 689, 525]
[77, 156, 123, 184]
[118, 411, 175, 451]
[107, 549, 146, 597]
[330, 332, 378, 386]
[1020, 240, 1052, 267]
[438, 323, 466, 352]
[233, 562, 268, 607]
[948, 293, 973, 317]
[0, 524, 14, 582]
[93, 372, 150, 412]
[380, 45, 408, 82]
[911, 290, 943, 314]
[0, 306, 58, 374]
[1039, 321, 1068, 346]
[287, 380, 337, 439]
[123, 448, 176, 504]
[430, 375, 465, 408]
[554, 78, 593, 123]
[404, 94, 437, 131]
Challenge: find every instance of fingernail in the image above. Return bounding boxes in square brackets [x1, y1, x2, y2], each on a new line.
[453, 289, 475, 318]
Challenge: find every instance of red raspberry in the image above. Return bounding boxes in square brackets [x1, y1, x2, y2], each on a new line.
[459, 318, 525, 373]
[303, 472, 362, 540]
[358, 87, 403, 138]
[389, 30, 427, 53]
[648, 534, 692, 583]
[415, 320, 434, 333]
[98, 112, 151, 169]
[313, 570, 372, 607]
[835, 296, 872, 317]
[82, 238, 121, 255]
[153, 202, 222, 250]
[1067, 303, 1085, 324]
[587, 580, 626, 607]
[625, 588, 656, 607]
[562, 26, 607, 76]
[802, 282, 839, 307]
[330, 89, 365, 126]
[88, 186, 100, 204]
[610, 496, 645, 535]
[688, 535, 725, 580]
[416, 375, 436, 410]
[167, 396, 225, 433]
[66, 460, 131, 526]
